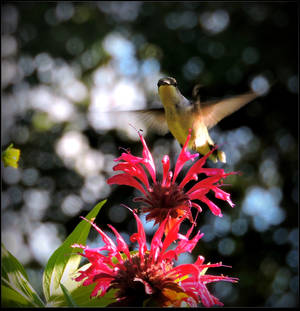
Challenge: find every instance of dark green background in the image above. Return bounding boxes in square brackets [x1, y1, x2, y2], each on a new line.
[1, 1, 298, 307]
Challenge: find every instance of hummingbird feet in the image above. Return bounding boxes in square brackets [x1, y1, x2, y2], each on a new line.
[208, 143, 226, 163]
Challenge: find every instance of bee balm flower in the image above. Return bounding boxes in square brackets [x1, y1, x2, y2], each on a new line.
[107, 129, 237, 232]
[72, 208, 238, 307]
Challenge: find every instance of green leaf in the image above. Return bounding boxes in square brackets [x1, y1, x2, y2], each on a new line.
[60, 283, 77, 307]
[1, 243, 29, 282]
[63, 263, 116, 307]
[48, 283, 116, 307]
[71, 287, 116, 307]
[42, 200, 106, 305]
[1, 244, 45, 307]
[1, 285, 34, 307]
[64, 252, 139, 307]
[63, 282, 116, 307]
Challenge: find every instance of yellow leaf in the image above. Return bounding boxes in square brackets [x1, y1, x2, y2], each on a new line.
[2, 144, 21, 168]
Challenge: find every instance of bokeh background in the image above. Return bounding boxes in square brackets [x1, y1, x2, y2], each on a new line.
[1, 1, 298, 307]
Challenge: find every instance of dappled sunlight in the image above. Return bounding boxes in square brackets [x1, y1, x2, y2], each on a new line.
[210, 126, 259, 167]
[242, 186, 285, 232]
[28, 222, 63, 265]
[199, 9, 230, 34]
[55, 131, 89, 160]
[23, 188, 50, 221]
[30, 87, 76, 122]
[250, 75, 270, 95]
[61, 193, 84, 216]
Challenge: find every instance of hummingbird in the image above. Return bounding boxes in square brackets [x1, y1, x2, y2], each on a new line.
[132, 77, 260, 163]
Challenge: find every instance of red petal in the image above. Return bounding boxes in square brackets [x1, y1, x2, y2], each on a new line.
[160, 217, 185, 255]
[199, 196, 223, 217]
[90, 278, 112, 297]
[129, 208, 147, 262]
[161, 155, 170, 186]
[195, 255, 205, 266]
[173, 129, 199, 182]
[187, 187, 209, 199]
[107, 173, 147, 196]
[186, 175, 221, 195]
[138, 131, 156, 183]
[197, 282, 223, 307]
[114, 152, 143, 164]
[107, 224, 131, 262]
[201, 274, 239, 284]
[175, 230, 204, 255]
[80, 217, 120, 257]
[212, 186, 235, 207]
[150, 216, 168, 263]
[165, 171, 173, 188]
[179, 151, 218, 188]
[188, 191, 223, 217]
[166, 263, 200, 279]
[112, 162, 150, 189]
[191, 202, 202, 212]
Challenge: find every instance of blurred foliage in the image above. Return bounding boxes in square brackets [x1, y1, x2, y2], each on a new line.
[1, 1, 298, 307]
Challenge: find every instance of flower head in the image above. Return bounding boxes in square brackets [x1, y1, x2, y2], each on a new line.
[107, 129, 237, 232]
[72, 209, 238, 307]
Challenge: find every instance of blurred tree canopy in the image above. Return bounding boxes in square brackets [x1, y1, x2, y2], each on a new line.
[1, 1, 298, 307]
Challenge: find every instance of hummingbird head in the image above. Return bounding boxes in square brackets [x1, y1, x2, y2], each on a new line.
[157, 77, 177, 88]
[157, 77, 190, 108]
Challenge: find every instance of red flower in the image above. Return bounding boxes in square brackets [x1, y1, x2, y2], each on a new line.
[107, 129, 237, 232]
[72, 209, 238, 307]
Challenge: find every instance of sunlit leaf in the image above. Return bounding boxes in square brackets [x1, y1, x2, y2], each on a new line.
[42, 200, 106, 305]
[1, 285, 35, 307]
[1, 244, 45, 307]
[46, 263, 116, 306]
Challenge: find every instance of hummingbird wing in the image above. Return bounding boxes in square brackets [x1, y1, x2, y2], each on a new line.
[132, 108, 169, 134]
[117, 108, 169, 135]
[200, 91, 259, 129]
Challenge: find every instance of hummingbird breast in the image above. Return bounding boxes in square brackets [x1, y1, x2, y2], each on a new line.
[166, 107, 214, 155]
[165, 108, 195, 147]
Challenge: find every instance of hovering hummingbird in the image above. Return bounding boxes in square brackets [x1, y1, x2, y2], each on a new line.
[131, 77, 260, 163]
